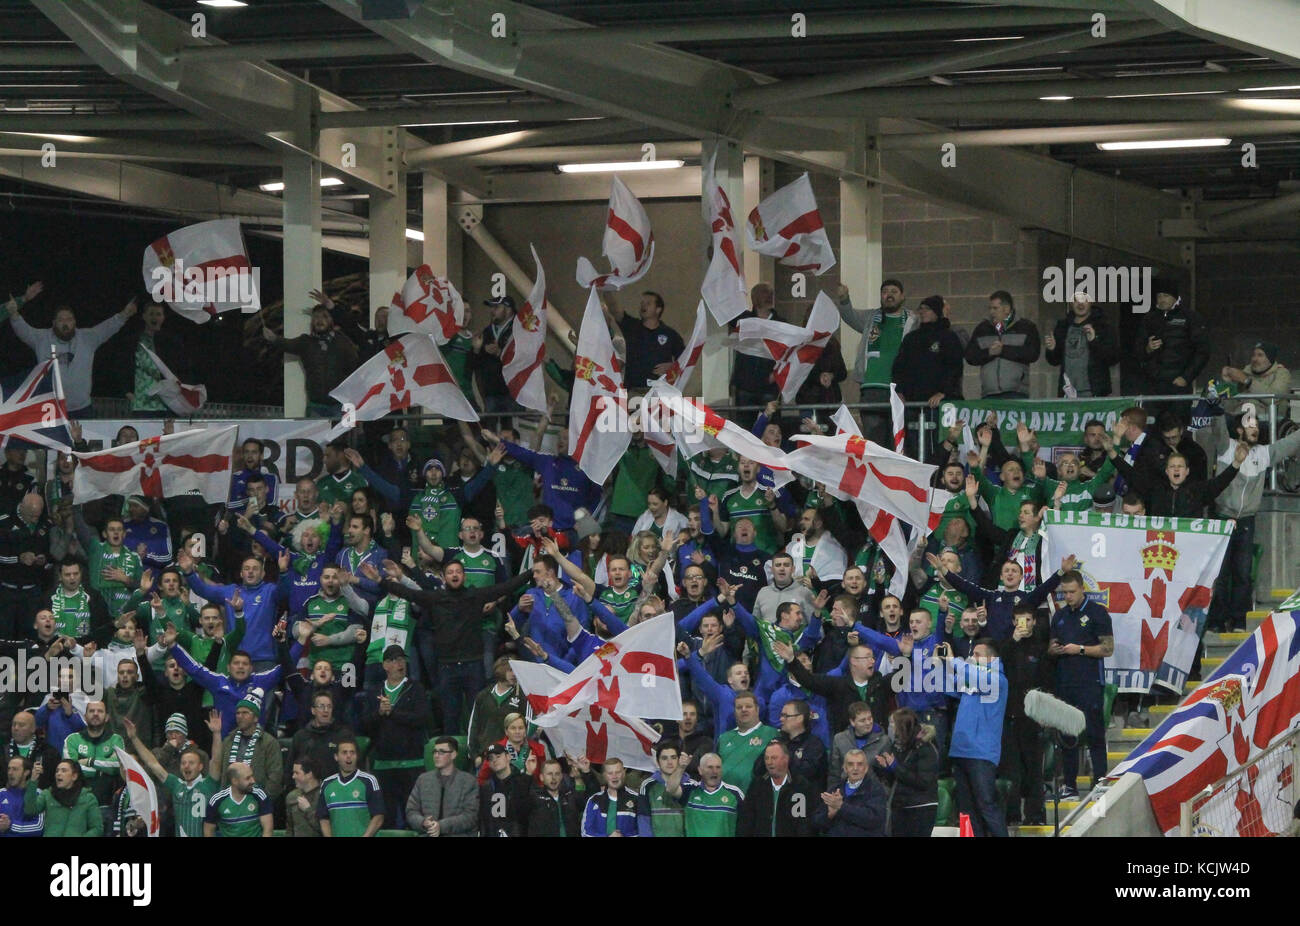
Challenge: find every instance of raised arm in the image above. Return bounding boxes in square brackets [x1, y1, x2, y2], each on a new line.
[121, 718, 168, 783]
[541, 536, 595, 597]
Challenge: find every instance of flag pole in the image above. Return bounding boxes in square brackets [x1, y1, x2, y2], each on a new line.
[49, 346, 73, 451]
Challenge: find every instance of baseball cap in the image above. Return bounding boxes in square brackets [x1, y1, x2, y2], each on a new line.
[382, 645, 407, 662]
[485, 743, 508, 757]
[484, 295, 516, 310]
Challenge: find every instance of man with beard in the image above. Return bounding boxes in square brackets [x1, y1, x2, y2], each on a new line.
[263, 304, 359, 418]
[122, 716, 218, 838]
[0, 756, 43, 836]
[61, 699, 126, 829]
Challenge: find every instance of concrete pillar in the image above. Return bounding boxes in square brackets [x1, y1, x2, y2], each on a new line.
[422, 173, 448, 276]
[281, 86, 322, 417]
[701, 138, 745, 405]
[839, 121, 883, 403]
[368, 127, 408, 327]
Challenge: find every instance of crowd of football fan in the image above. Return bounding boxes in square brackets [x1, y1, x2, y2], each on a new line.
[0, 276, 1296, 838]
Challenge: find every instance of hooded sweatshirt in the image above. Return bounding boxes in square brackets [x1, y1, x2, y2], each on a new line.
[964, 307, 1042, 397]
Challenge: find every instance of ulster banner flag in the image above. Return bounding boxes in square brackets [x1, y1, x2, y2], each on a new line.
[114, 747, 161, 837]
[745, 173, 836, 275]
[737, 290, 838, 402]
[700, 150, 748, 324]
[142, 218, 260, 324]
[569, 287, 629, 485]
[331, 333, 478, 429]
[387, 264, 465, 344]
[141, 347, 207, 416]
[500, 244, 549, 413]
[654, 300, 707, 392]
[576, 176, 655, 291]
[74, 426, 237, 502]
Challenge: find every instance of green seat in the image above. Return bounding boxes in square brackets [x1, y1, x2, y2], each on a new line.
[1102, 684, 1118, 723]
[935, 778, 956, 827]
[272, 829, 286, 837]
[376, 828, 418, 837]
[355, 735, 371, 767]
[423, 735, 472, 772]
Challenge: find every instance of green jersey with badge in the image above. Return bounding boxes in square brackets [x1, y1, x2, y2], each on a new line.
[683, 782, 744, 837]
[163, 774, 219, 838]
[317, 770, 383, 836]
[492, 460, 534, 529]
[62, 730, 126, 806]
[721, 485, 779, 554]
[365, 595, 415, 665]
[206, 786, 271, 837]
[86, 538, 142, 616]
[717, 723, 778, 794]
[409, 485, 461, 551]
[639, 777, 689, 837]
[595, 582, 640, 625]
[50, 587, 94, 639]
[129, 591, 200, 643]
[316, 469, 369, 507]
[303, 594, 356, 670]
[686, 452, 740, 502]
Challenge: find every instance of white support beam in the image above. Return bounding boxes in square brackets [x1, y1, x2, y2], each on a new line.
[282, 152, 321, 417]
[879, 119, 1300, 148]
[701, 138, 743, 404]
[455, 166, 702, 203]
[1128, 0, 1300, 68]
[406, 120, 633, 167]
[422, 174, 449, 277]
[839, 122, 883, 405]
[368, 128, 408, 329]
[318, 102, 592, 129]
[0, 133, 276, 165]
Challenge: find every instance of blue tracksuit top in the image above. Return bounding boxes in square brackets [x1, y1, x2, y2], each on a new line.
[943, 570, 1062, 642]
[124, 517, 173, 570]
[853, 623, 948, 712]
[581, 787, 640, 837]
[947, 657, 1008, 764]
[501, 442, 600, 530]
[678, 651, 767, 734]
[765, 678, 832, 748]
[184, 571, 283, 663]
[511, 587, 591, 662]
[168, 644, 282, 737]
[34, 702, 86, 753]
[255, 525, 343, 618]
[0, 785, 42, 836]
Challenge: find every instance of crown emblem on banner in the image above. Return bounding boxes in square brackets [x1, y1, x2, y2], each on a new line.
[1206, 676, 1242, 714]
[1140, 530, 1178, 578]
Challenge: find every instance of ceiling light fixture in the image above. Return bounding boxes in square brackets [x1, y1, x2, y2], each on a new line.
[1095, 138, 1232, 151]
[557, 159, 685, 173]
[258, 177, 346, 192]
[1039, 95, 1073, 101]
[401, 118, 520, 127]
[952, 35, 1024, 43]
[197, 1, 249, 8]
[406, 228, 425, 241]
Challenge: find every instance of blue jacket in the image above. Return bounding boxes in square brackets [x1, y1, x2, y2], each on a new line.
[184, 570, 283, 663]
[169, 644, 282, 737]
[229, 467, 279, 512]
[853, 624, 948, 712]
[581, 786, 641, 837]
[765, 679, 832, 748]
[943, 570, 1062, 642]
[678, 651, 767, 733]
[255, 525, 343, 618]
[501, 442, 600, 531]
[512, 587, 590, 662]
[34, 701, 86, 753]
[124, 516, 173, 570]
[946, 657, 1008, 764]
[0, 784, 42, 836]
[811, 773, 888, 837]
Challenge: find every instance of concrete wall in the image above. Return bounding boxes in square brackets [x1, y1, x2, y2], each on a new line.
[1196, 241, 1300, 372]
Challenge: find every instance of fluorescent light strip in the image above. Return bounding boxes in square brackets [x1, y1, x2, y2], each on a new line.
[1105, 90, 1226, 98]
[258, 177, 345, 192]
[557, 159, 685, 173]
[402, 119, 520, 127]
[1239, 84, 1300, 91]
[1039, 95, 1073, 101]
[1095, 137, 1231, 151]
[952, 35, 1024, 43]
[197, 1, 248, 7]
[406, 228, 425, 241]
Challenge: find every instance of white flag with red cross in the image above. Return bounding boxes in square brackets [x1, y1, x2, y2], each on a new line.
[745, 173, 836, 275]
[74, 426, 237, 503]
[141, 218, 260, 324]
[576, 176, 655, 291]
[700, 150, 748, 324]
[387, 264, 465, 344]
[569, 286, 629, 485]
[114, 747, 160, 836]
[500, 244, 549, 414]
[789, 431, 950, 534]
[141, 346, 207, 416]
[736, 290, 839, 402]
[330, 334, 477, 431]
[829, 405, 910, 597]
[654, 300, 707, 392]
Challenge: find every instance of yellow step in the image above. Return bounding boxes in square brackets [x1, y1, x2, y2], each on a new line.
[1150, 704, 1176, 717]
[1247, 610, 1271, 620]
[1107, 751, 1128, 764]
[1117, 727, 1156, 739]
[1268, 588, 1294, 601]
[1212, 632, 1250, 644]
[1015, 824, 1069, 836]
[1202, 657, 1224, 670]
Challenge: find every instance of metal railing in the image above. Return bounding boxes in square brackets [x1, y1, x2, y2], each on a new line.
[1178, 728, 1300, 836]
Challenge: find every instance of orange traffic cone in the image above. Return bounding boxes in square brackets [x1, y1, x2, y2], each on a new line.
[958, 813, 975, 837]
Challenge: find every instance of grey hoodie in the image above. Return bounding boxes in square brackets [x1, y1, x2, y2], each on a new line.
[1210, 414, 1300, 519]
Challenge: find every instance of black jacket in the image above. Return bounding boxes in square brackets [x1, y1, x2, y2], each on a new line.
[290, 720, 356, 772]
[736, 774, 815, 837]
[1111, 451, 1239, 518]
[357, 677, 431, 762]
[521, 780, 584, 837]
[1137, 304, 1210, 388]
[472, 321, 513, 399]
[892, 317, 965, 402]
[964, 315, 1041, 396]
[3, 738, 59, 789]
[1134, 431, 1208, 487]
[276, 329, 359, 404]
[0, 510, 50, 588]
[784, 730, 828, 793]
[478, 768, 533, 837]
[811, 773, 889, 837]
[1001, 619, 1053, 719]
[794, 334, 847, 407]
[787, 658, 890, 738]
[381, 572, 531, 662]
[1045, 311, 1119, 397]
[878, 732, 939, 811]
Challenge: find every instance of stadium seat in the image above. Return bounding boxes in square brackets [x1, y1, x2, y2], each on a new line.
[376, 828, 417, 837]
[936, 778, 955, 827]
[355, 735, 371, 767]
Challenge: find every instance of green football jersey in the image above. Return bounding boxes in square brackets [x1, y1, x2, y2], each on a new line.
[131, 592, 200, 643]
[491, 461, 534, 529]
[318, 770, 383, 837]
[49, 587, 93, 639]
[639, 777, 688, 837]
[409, 486, 461, 551]
[206, 786, 271, 837]
[595, 582, 640, 624]
[87, 538, 142, 616]
[686, 452, 740, 502]
[683, 782, 744, 837]
[304, 594, 355, 670]
[717, 723, 778, 794]
[365, 595, 415, 665]
[316, 469, 369, 507]
[721, 486, 779, 554]
[163, 774, 219, 838]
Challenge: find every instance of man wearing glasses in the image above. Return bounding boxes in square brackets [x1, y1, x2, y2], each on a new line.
[406, 736, 478, 837]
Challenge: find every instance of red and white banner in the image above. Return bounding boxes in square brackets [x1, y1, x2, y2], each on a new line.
[331, 334, 477, 432]
[142, 218, 260, 324]
[114, 747, 160, 837]
[576, 176, 656, 291]
[889, 384, 905, 453]
[789, 431, 947, 533]
[0, 355, 71, 452]
[1043, 511, 1233, 695]
[829, 405, 910, 597]
[569, 287, 629, 485]
[737, 290, 838, 402]
[141, 347, 207, 416]
[387, 265, 465, 344]
[74, 426, 237, 502]
[700, 151, 748, 324]
[655, 300, 707, 392]
[745, 173, 836, 275]
[500, 244, 549, 413]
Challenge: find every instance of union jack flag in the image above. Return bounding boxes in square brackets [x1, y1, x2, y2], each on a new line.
[0, 354, 72, 452]
[1109, 608, 1300, 834]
